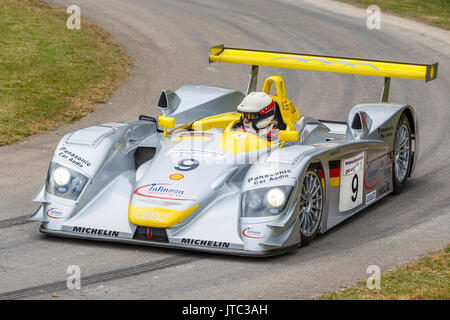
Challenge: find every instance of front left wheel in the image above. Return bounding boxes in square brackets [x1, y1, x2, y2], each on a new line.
[393, 114, 412, 194]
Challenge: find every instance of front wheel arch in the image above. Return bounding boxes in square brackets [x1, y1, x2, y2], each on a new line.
[402, 108, 416, 178]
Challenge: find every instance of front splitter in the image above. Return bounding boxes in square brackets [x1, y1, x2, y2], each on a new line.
[39, 224, 297, 257]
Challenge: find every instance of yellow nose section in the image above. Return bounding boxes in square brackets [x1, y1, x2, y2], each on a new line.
[218, 131, 272, 153]
[128, 204, 198, 228]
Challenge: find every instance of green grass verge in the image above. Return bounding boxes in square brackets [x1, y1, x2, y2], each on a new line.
[0, 0, 129, 145]
[338, 0, 450, 29]
[319, 245, 450, 299]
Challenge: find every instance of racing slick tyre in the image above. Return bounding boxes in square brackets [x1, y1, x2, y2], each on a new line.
[392, 114, 412, 195]
[298, 169, 324, 245]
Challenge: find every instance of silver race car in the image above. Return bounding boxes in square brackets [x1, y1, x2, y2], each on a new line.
[30, 45, 438, 256]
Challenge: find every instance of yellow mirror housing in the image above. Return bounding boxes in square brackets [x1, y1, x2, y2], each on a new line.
[158, 116, 175, 137]
[158, 116, 175, 128]
[278, 130, 299, 142]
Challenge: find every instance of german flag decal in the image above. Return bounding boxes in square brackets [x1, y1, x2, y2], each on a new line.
[308, 163, 325, 188]
[177, 133, 213, 140]
[329, 160, 340, 187]
[318, 169, 325, 188]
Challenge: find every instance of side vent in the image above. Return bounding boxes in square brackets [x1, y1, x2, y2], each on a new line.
[157, 91, 168, 109]
[66, 126, 115, 147]
[351, 113, 362, 130]
[157, 90, 181, 116]
[350, 111, 372, 139]
[134, 147, 156, 169]
[133, 227, 168, 242]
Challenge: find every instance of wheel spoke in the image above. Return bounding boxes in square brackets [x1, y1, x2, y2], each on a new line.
[308, 175, 314, 193]
[299, 212, 305, 225]
[311, 183, 320, 197]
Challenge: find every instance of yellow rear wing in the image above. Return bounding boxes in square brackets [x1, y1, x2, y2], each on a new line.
[209, 45, 438, 101]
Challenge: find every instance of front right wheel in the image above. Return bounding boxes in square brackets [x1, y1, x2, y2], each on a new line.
[298, 169, 323, 245]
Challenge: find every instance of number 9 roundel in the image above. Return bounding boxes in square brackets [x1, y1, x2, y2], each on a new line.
[339, 152, 365, 212]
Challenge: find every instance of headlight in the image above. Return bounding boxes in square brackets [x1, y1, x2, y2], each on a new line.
[46, 162, 89, 201]
[265, 187, 286, 208]
[53, 167, 71, 186]
[241, 186, 293, 218]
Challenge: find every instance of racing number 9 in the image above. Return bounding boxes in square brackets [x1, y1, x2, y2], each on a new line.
[339, 152, 365, 212]
[175, 158, 199, 171]
[351, 174, 358, 202]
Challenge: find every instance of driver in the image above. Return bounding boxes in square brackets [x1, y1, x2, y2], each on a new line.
[237, 92, 279, 141]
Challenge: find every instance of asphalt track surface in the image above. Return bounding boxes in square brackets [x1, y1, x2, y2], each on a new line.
[0, 0, 449, 299]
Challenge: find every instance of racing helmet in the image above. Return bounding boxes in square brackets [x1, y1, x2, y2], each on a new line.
[237, 92, 275, 131]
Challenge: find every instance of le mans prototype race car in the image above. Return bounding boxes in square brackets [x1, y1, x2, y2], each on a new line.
[30, 45, 438, 256]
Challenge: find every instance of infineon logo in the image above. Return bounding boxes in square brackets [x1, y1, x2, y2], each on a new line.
[242, 227, 265, 239]
[134, 183, 195, 201]
[46, 208, 65, 219]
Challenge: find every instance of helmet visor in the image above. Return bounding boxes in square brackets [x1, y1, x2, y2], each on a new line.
[242, 112, 258, 121]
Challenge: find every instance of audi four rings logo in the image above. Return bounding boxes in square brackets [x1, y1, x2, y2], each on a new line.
[134, 211, 168, 221]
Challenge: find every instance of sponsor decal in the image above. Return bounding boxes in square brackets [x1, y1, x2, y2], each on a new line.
[168, 148, 224, 158]
[242, 227, 265, 239]
[134, 183, 195, 201]
[175, 158, 199, 171]
[272, 56, 379, 70]
[364, 163, 379, 190]
[328, 160, 340, 187]
[366, 189, 377, 205]
[129, 204, 198, 228]
[177, 133, 213, 140]
[343, 154, 364, 176]
[378, 126, 393, 138]
[72, 226, 119, 237]
[57, 146, 92, 168]
[365, 154, 392, 191]
[339, 152, 365, 212]
[181, 238, 230, 248]
[134, 211, 168, 222]
[170, 173, 184, 180]
[46, 207, 65, 219]
[232, 133, 248, 139]
[247, 169, 291, 185]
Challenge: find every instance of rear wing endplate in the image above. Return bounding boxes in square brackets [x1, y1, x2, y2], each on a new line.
[209, 45, 438, 102]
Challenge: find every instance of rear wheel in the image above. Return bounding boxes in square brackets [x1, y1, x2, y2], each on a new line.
[393, 114, 412, 194]
[298, 170, 323, 245]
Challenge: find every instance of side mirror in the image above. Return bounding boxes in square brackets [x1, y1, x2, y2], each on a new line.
[278, 130, 299, 142]
[158, 116, 175, 137]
